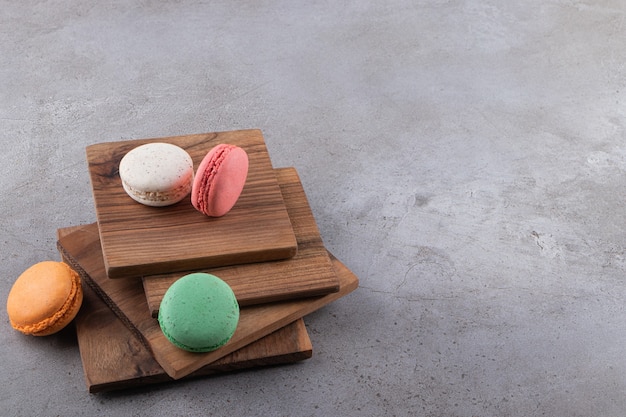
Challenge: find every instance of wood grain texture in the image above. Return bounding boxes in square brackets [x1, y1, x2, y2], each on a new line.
[86, 129, 297, 278]
[143, 167, 339, 316]
[57, 226, 359, 380]
[58, 225, 312, 393]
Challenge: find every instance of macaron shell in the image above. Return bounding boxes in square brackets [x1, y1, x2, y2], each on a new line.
[190, 144, 224, 211]
[6, 261, 83, 336]
[203, 146, 249, 216]
[32, 284, 83, 336]
[191, 144, 249, 217]
[158, 273, 240, 352]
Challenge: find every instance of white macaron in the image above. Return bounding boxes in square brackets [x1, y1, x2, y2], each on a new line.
[119, 142, 194, 207]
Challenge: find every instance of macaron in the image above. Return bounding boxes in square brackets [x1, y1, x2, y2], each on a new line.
[191, 144, 249, 217]
[6, 261, 83, 336]
[119, 142, 194, 207]
[158, 273, 239, 353]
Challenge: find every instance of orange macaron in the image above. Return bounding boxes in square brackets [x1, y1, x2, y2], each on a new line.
[6, 261, 83, 336]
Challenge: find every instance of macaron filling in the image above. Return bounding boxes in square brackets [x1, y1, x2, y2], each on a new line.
[121, 180, 192, 205]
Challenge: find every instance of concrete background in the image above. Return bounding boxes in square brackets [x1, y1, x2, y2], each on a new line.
[2, 1, 626, 416]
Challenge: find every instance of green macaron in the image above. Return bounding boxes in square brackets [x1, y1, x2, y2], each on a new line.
[158, 273, 240, 353]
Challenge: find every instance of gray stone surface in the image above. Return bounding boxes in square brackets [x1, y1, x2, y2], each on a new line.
[2, 1, 626, 416]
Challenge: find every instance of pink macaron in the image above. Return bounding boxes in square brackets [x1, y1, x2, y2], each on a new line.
[191, 144, 249, 217]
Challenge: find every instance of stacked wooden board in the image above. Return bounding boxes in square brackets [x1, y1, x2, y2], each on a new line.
[56, 130, 358, 393]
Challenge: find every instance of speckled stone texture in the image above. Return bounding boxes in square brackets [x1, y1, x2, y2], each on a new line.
[1, 1, 626, 416]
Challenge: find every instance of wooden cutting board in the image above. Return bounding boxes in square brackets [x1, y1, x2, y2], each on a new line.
[86, 129, 297, 278]
[77, 283, 312, 393]
[143, 167, 339, 316]
[58, 225, 312, 393]
[57, 227, 358, 380]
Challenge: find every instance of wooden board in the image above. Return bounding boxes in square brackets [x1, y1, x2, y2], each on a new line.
[86, 129, 297, 278]
[76, 285, 311, 393]
[57, 227, 359, 380]
[143, 167, 339, 316]
[58, 225, 312, 394]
